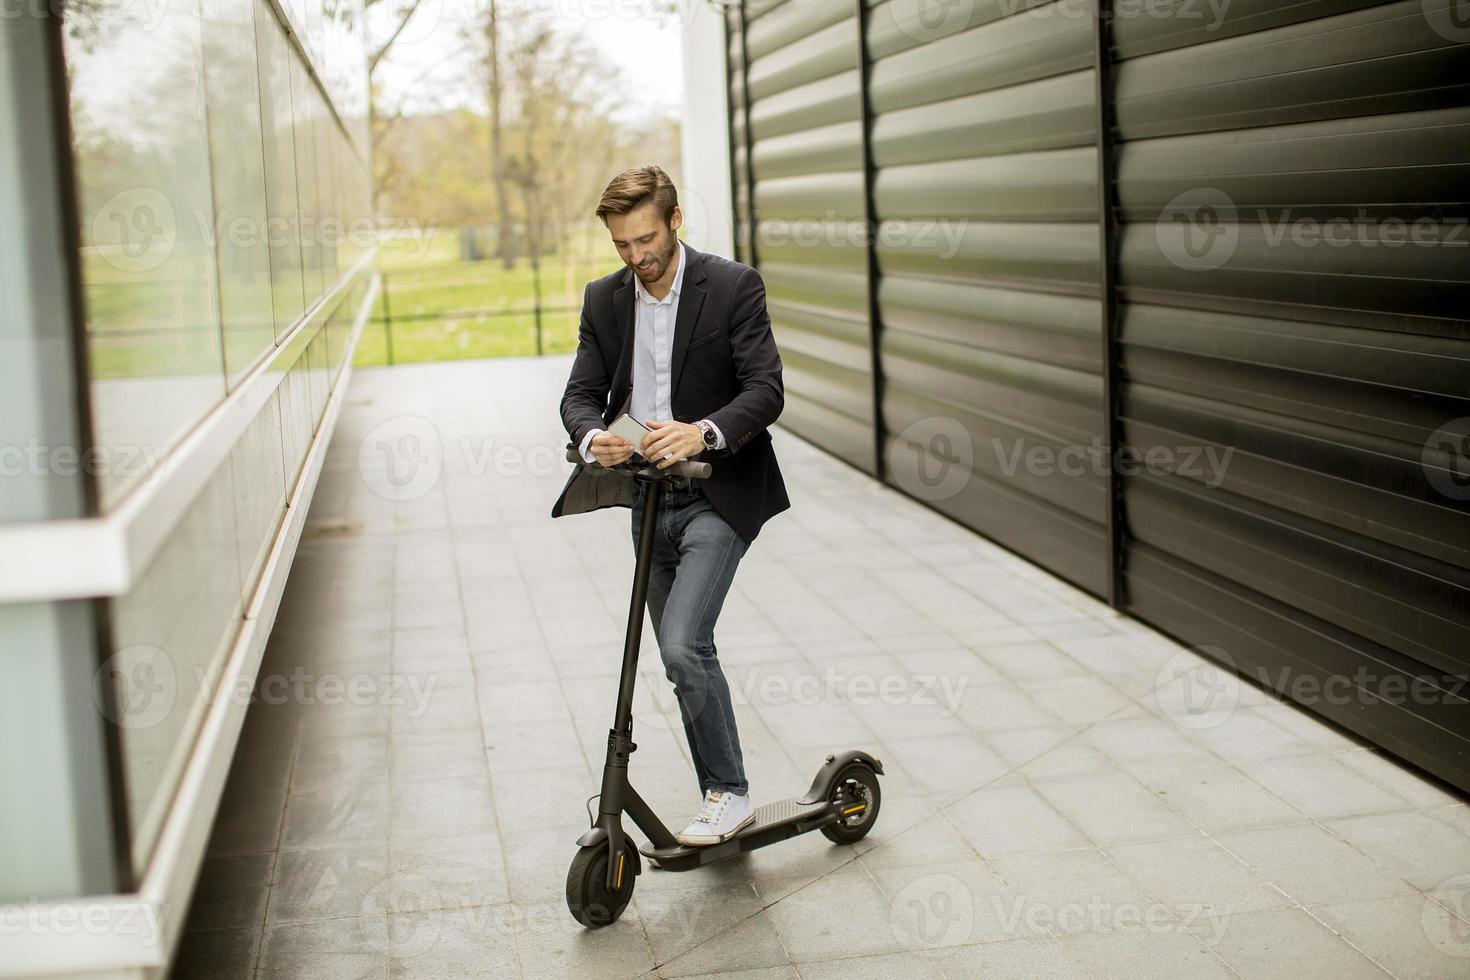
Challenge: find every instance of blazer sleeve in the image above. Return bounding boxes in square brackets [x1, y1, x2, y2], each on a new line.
[705, 266, 784, 455]
[559, 281, 611, 448]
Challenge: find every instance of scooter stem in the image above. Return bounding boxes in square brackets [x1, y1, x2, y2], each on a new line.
[613, 475, 664, 732]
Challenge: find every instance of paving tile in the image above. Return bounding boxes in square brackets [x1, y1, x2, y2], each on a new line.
[508, 898, 654, 979]
[197, 360, 1470, 980]
[857, 811, 977, 871]
[172, 927, 260, 980]
[634, 872, 764, 965]
[1330, 749, 1466, 808]
[1126, 760, 1304, 835]
[1246, 754, 1412, 820]
[1202, 907, 1389, 979]
[1218, 823, 1417, 906]
[390, 774, 497, 846]
[1055, 926, 1234, 979]
[185, 851, 274, 933]
[1032, 771, 1195, 846]
[869, 859, 1021, 949]
[938, 936, 1085, 979]
[654, 907, 791, 977]
[1324, 809, 1470, 890]
[946, 782, 1088, 858]
[1017, 675, 1135, 726]
[258, 914, 389, 979]
[1104, 835, 1289, 919]
[881, 733, 1012, 796]
[795, 950, 948, 979]
[764, 862, 906, 962]
[281, 777, 390, 851]
[1313, 895, 1470, 978]
[269, 841, 389, 924]
[986, 849, 1156, 937]
[388, 831, 510, 912]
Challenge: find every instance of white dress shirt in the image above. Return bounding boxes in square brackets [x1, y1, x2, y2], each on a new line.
[580, 239, 726, 462]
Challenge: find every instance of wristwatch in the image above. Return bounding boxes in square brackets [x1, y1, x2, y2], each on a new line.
[695, 419, 719, 451]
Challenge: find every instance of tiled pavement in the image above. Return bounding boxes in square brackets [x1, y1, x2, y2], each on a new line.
[177, 356, 1470, 979]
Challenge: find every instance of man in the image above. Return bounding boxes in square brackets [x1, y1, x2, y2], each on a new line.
[552, 165, 789, 846]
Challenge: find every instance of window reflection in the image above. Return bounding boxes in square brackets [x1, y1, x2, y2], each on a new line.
[202, 0, 277, 387]
[66, 0, 226, 510]
[64, 0, 375, 874]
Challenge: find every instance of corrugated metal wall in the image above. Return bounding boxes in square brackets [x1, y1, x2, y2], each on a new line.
[1112, 0, 1470, 787]
[868, 0, 1110, 595]
[729, 0, 876, 471]
[726, 0, 1470, 790]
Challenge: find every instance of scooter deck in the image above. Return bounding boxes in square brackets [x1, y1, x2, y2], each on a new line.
[638, 798, 833, 870]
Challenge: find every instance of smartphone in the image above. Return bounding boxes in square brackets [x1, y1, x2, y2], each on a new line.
[607, 414, 654, 457]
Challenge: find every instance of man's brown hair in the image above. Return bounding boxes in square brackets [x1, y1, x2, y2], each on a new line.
[595, 165, 679, 226]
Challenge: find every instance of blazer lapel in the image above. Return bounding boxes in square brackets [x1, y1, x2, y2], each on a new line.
[608, 267, 636, 418]
[669, 243, 708, 400]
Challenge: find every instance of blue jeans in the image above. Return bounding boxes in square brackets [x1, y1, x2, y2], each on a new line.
[631, 479, 749, 797]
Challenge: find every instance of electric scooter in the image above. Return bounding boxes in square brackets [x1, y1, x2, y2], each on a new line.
[561, 447, 884, 928]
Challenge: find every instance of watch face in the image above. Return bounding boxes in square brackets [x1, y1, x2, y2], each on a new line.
[701, 423, 717, 447]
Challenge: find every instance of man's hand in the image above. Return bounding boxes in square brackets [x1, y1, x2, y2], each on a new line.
[588, 430, 635, 468]
[641, 419, 704, 469]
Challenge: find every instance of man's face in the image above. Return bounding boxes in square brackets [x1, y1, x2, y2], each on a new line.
[607, 201, 683, 284]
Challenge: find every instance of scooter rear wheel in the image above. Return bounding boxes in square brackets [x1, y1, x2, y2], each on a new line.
[566, 838, 638, 927]
[821, 763, 881, 844]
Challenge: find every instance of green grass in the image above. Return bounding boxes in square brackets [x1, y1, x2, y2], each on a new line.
[75, 226, 632, 375]
[359, 226, 626, 367]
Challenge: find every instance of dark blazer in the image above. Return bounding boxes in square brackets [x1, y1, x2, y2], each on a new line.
[551, 242, 790, 546]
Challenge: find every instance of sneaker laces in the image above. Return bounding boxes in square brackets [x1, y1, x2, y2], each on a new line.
[691, 790, 729, 826]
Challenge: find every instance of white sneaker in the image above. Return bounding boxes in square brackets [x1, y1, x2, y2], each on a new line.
[676, 789, 755, 846]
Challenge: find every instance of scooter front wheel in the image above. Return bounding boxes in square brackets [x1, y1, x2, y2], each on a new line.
[566, 838, 638, 927]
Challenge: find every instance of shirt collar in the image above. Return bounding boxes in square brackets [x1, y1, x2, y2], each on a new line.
[633, 239, 686, 305]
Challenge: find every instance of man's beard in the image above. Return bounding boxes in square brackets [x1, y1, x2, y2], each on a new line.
[634, 233, 677, 280]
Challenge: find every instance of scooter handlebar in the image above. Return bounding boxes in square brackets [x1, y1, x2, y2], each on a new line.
[564, 446, 712, 480]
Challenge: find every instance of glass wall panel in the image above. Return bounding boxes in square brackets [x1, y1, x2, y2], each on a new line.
[291, 56, 323, 305]
[65, 0, 227, 510]
[109, 454, 244, 868]
[202, 0, 277, 387]
[254, 1, 306, 337]
[277, 349, 314, 488]
[229, 386, 288, 598]
[315, 88, 339, 287]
